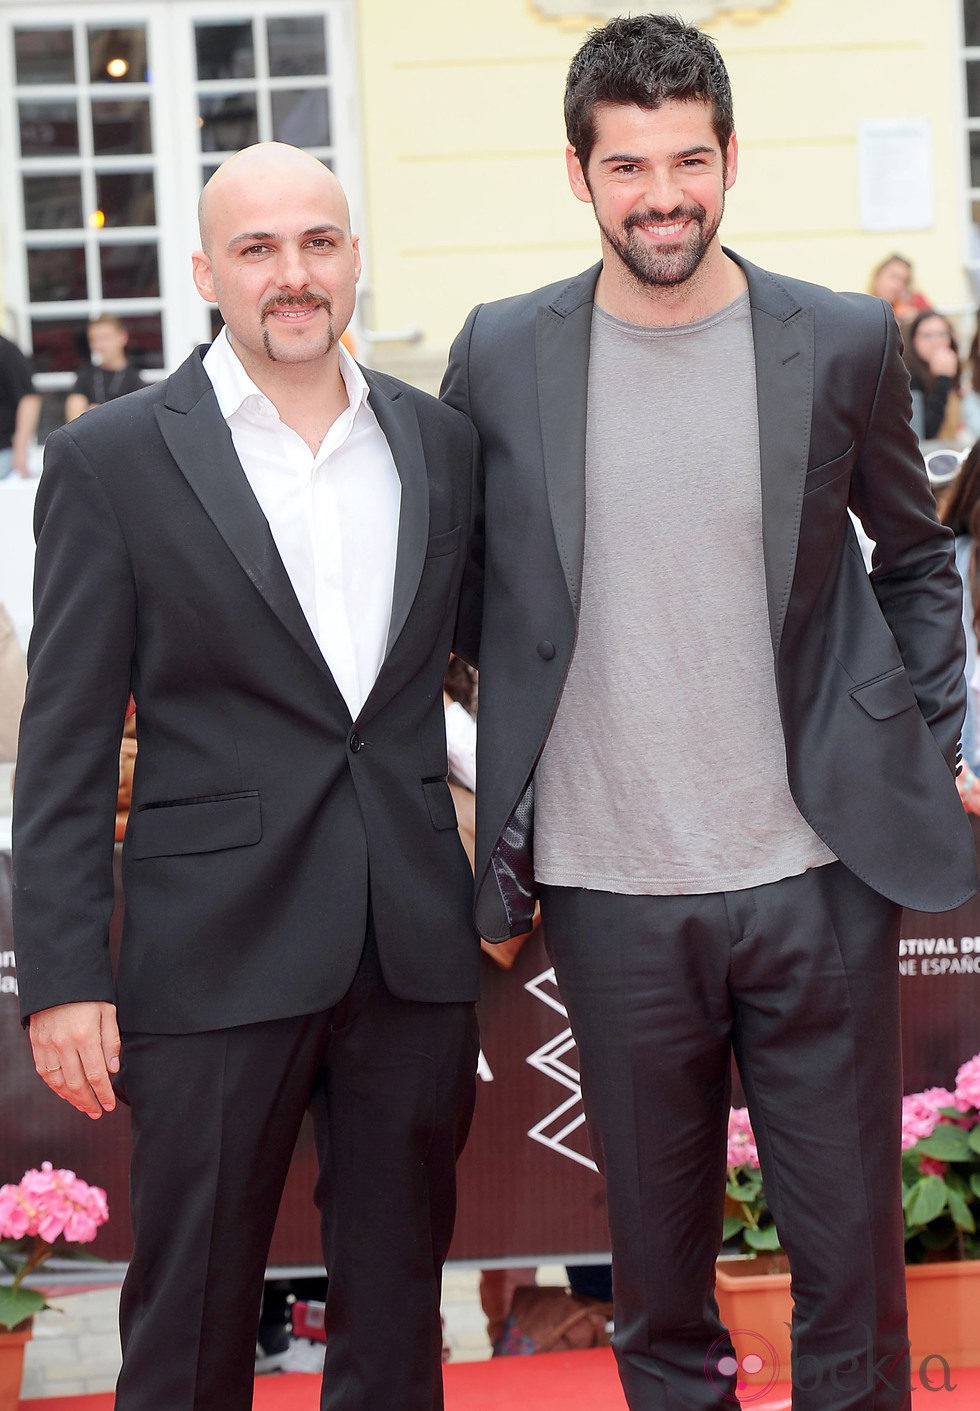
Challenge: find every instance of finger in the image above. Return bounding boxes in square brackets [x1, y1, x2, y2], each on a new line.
[78, 1036, 117, 1115]
[101, 1009, 122, 1076]
[54, 1049, 108, 1120]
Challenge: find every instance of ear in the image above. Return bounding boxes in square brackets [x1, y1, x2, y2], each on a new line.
[351, 233, 362, 285]
[566, 144, 593, 205]
[724, 133, 739, 192]
[191, 250, 217, 304]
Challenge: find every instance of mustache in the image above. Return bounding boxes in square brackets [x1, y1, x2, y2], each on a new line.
[623, 204, 706, 231]
[261, 292, 332, 319]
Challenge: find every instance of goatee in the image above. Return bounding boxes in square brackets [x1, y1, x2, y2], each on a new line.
[599, 198, 722, 288]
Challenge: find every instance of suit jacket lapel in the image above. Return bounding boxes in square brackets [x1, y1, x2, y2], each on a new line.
[154, 349, 332, 680]
[731, 252, 814, 658]
[364, 369, 429, 660]
[535, 265, 600, 610]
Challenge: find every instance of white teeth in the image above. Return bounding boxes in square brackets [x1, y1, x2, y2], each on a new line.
[642, 221, 686, 236]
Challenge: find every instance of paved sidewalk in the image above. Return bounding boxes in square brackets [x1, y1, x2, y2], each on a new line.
[20, 1266, 516, 1398]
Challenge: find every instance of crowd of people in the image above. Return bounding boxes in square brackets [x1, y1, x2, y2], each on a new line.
[4, 13, 980, 1411]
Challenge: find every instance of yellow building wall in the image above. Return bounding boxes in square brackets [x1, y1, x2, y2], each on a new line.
[355, 0, 969, 367]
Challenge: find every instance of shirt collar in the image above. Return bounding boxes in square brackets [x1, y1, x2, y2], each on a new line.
[202, 325, 370, 423]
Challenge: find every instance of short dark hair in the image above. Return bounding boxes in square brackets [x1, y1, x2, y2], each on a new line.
[564, 13, 734, 171]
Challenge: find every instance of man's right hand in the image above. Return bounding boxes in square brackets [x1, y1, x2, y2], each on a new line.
[28, 1002, 121, 1120]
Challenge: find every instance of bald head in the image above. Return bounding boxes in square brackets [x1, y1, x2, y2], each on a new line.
[197, 143, 351, 255]
[191, 141, 361, 385]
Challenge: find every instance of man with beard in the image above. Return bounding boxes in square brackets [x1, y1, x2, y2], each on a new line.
[443, 14, 976, 1411]
[14, 142, 480, 1411]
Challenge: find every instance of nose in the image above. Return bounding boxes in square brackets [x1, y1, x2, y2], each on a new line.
[274, 244, 311, 292]
[642, 167, 685, 214]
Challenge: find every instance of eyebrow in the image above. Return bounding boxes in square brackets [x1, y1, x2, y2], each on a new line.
[598, 145, 716, 166]
[226, 224, 345, 249]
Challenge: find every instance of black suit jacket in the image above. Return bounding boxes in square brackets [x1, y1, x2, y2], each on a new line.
[13, 349, 480, 1031]
[443, 255, 979, 939]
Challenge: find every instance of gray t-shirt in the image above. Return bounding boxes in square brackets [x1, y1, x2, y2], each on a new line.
[533, 294, 835, 895]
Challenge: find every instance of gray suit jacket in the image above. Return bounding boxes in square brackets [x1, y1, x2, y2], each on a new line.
[443, 255, 979, 939]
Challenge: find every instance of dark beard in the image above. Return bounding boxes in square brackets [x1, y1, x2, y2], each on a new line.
[599, 200, 722, 288]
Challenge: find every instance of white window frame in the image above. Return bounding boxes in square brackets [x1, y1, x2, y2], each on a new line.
[0, 0, 362, 396]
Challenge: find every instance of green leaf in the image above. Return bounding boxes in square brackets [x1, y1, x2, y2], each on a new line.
[722, 1215, 745, 1241]
[968, 1127, 980, 1155]
[970, 1173, 980, 1199]
[913, 1123, 975, 1157]
[904, 1175, 948, 1227]
[946, 1186, 976, 1232]
[916, 1126, 973, 1161]
[0, 1285, 46, 1332]
[744, 1224, 782, 1252]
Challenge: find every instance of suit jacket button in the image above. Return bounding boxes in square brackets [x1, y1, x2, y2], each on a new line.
[537, 640, 556, 660]
[349, 730, 362, 753]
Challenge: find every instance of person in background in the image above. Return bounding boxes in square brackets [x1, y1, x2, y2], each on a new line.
[960, 312, 980, 441]
[65, 315, 145, 423]
[867, 252, 930, 326]
[903, 309, 962, 442]
[940, 439, 980, 810]
[0, 603, 27, 764]
[0, 333, 41, 478]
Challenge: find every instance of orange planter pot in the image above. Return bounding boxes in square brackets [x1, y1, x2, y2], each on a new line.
[715, 1257, 980, 1388]
[714, 1258, 792, 1386]
[906, 1260, 980, 1369]
[0, 1324, 32, 1411]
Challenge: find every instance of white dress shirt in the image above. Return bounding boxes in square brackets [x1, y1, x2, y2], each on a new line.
[203, 328, 401, 719]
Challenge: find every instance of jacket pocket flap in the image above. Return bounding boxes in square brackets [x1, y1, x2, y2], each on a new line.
[423, 778, 460, 830]
[425, 525, 461, 559]
[849, 669, 917, 721]
[128, 792, 262, 859]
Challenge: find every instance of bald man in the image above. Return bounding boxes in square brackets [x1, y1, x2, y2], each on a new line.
[13, 143, 481, 1411]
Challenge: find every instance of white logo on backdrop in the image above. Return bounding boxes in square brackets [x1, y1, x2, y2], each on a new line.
[524, 966, 598, 1172]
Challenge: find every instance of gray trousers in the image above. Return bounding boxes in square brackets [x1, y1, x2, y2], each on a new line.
[541, 861, 910, 1411]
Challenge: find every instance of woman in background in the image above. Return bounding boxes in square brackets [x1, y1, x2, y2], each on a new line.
[867, 253, 929, 325]
[904, 310, 961, 442]
[940, 440, 980, 810]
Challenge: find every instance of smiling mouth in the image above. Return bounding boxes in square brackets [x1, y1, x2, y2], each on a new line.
[263, 297, 328, 323]
[638, 220, 689, 238]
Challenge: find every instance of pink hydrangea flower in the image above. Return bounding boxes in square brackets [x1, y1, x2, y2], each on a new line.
[900, 1088, 959, 1149]
[727, 1108, 760, 1169]
[954, 1053, 980, 1113]
[0, 1163, 108, 1245]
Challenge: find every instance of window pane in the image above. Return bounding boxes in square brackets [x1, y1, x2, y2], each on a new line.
[23, 174, 83, 231]
[199, 93, 258, 153]
[100, 242, 160, 298]
[968, 61, 980, 118]
[88, 26, 148, 84]
[267, 17, 327, 77]
[122, 313, 164, 369]
[14, 28, 75, 85]
[195, 23, 255, 80]
[92, 99, 152, 156]
[19, 101, 79, 158]
[95, 172, 156, 228]
[271, 89, 331, 148]
[27, 246, 88, 303]
[31, 319, 91, 375]
[967, 0, 980, 47]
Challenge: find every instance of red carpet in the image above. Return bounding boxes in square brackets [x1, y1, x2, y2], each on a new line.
[17, 1350, 980, 1409]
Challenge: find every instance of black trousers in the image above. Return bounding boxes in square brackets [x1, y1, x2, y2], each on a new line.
[113, 929, 478, 1411]
[541, 862, 910, 1411]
